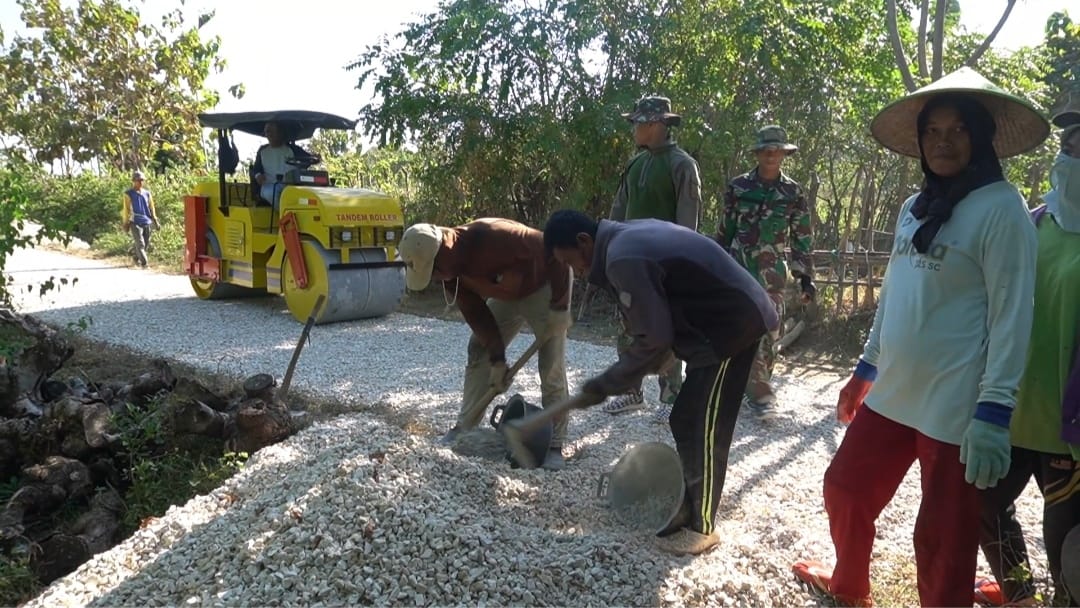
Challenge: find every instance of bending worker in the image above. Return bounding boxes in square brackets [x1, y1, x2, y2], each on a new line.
[399, 218, 573, 470]
[543, 210, 778, 554]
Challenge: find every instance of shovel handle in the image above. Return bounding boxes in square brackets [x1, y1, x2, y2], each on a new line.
[502, 393, 593, 469]
[472, 335, 549, 418]
[508, 337, 545, 377]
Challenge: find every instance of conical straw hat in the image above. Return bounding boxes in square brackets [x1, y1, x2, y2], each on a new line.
[870, 67, 1049, 159]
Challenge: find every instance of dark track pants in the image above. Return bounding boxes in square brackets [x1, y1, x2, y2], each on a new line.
[979, 447, 1080, 605]
[824, 406, 980, 607]
[668, 339, 758, 535]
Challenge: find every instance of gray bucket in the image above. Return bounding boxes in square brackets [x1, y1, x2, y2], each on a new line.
[597, 442, 685, 534]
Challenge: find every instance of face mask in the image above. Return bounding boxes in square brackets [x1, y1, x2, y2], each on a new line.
[1046, 152, 1080, 233]
[1051, 152, 1080, 205]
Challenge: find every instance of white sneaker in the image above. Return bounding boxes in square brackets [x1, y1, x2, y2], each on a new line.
[602, 389, 645, 414]
[651, 403, 672, 424]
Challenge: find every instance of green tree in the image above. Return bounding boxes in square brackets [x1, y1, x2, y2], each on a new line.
[0, 159, 70, 308]
[349, 0, 1054, 264]
[1040, 10, 1079, 110]
[0, 0, 226, 174]
[349, 0, 907, 241]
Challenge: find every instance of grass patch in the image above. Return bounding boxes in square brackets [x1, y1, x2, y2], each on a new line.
[111, 397, 249, 536]
[868, 556, 920, 608]
[0, 555, 43, 607]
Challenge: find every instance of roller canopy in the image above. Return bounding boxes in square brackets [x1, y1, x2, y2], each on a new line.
[197, 110, 357, 141]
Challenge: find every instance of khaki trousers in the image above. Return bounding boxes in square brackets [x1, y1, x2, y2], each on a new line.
[456, 284, 570, 447]
[746, 289, 784, 404]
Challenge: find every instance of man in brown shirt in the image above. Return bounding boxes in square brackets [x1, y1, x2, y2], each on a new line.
[398, 218, 573, 470]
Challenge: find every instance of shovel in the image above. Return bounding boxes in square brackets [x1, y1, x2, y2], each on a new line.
[278, 293, 326, 403]
[471, 334, 547, 416]
[501, 393, 595, 469]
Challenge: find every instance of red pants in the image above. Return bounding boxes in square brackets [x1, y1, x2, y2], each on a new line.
[824, 407, 979, 607]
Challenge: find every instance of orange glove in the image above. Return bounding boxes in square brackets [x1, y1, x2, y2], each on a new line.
[837, 360, 877, 425]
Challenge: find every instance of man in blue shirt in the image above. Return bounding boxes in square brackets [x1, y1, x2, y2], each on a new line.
[121, 170, 158, 268]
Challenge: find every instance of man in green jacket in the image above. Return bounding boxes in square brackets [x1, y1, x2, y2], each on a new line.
[604, 95, 702, 424]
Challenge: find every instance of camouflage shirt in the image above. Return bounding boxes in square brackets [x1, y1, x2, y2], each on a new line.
[717, 168, 813, 292]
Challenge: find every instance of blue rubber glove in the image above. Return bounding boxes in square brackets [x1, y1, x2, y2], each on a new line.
[959, 403, 1012, 490]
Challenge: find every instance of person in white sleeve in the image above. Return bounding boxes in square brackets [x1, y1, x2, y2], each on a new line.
[792, 67, 1050, 607]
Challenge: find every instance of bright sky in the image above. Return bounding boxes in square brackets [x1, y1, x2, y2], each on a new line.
[0, 0, 1076, 159]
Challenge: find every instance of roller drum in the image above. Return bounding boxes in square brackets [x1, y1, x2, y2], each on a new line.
[282, 239, 405, 324]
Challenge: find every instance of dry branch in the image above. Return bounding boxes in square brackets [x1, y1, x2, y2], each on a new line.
[965, 0, 1017, 67]
[886, 0, 919, 91]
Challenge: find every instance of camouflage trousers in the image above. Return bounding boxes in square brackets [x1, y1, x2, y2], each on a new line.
[746, 289, 785, 404]
[616, 312, 683, 404]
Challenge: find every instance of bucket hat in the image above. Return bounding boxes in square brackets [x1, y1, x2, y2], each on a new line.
[398, 223, 443, 291]
[621, 96, 682, 127]
[132, 170, 146, 180]
[870, 66, 1049, 159]
[1053, 93, 1080, 129]
[749, 125, 798, 154]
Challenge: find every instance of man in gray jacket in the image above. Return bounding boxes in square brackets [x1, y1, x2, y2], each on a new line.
[543, 209, 778, 555]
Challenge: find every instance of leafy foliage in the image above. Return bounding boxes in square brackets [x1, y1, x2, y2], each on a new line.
[0, 0, 227, 173]
[349, 0, 1069, 256]
[0, 554, 41, 607]
[17, 169, 201, 273]
[0, 160, 72, 307]
[1040, 11, 1080, 110]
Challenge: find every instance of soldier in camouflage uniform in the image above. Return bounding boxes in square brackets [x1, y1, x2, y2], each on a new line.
[604, 95, 702, 423]
[717, 125, 815, 421]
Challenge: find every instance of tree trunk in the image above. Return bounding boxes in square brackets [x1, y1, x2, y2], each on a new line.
[965, 0, 1018, 68]
[231, 398, 296, 454]
[931, 0, 947, 80]
[171, 399, 232, 438]
[886, 0, 918, 92]
[0, 456, 93, 540]
[917, 0, 930, 78]
[0, 308, 306, 592]
[31, 489, 124, 584]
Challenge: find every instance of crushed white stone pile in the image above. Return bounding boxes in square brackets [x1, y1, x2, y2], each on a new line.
[8, 247, 1047, 607]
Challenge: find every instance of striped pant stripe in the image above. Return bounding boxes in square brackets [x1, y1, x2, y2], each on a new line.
[700, 358, 729, 534]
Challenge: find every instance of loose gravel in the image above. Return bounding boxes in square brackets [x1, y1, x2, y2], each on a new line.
[7, 247, 1048, 607]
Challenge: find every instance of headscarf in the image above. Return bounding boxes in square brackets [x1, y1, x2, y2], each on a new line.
[910, 94, 1005, 254]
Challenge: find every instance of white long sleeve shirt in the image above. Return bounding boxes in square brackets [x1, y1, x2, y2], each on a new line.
[862, 180, 1037, 445]
[257, 145, 296, 182]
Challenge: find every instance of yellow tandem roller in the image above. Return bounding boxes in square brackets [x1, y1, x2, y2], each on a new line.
[185, 109, 408, 325]
[281, 239, 405, 324]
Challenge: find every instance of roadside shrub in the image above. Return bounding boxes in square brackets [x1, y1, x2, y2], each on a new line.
[25, 171, 204, 246]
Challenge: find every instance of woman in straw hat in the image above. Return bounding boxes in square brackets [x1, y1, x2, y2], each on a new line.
[975, 102, 1080, 608]
[792, 67, 1049, 607]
